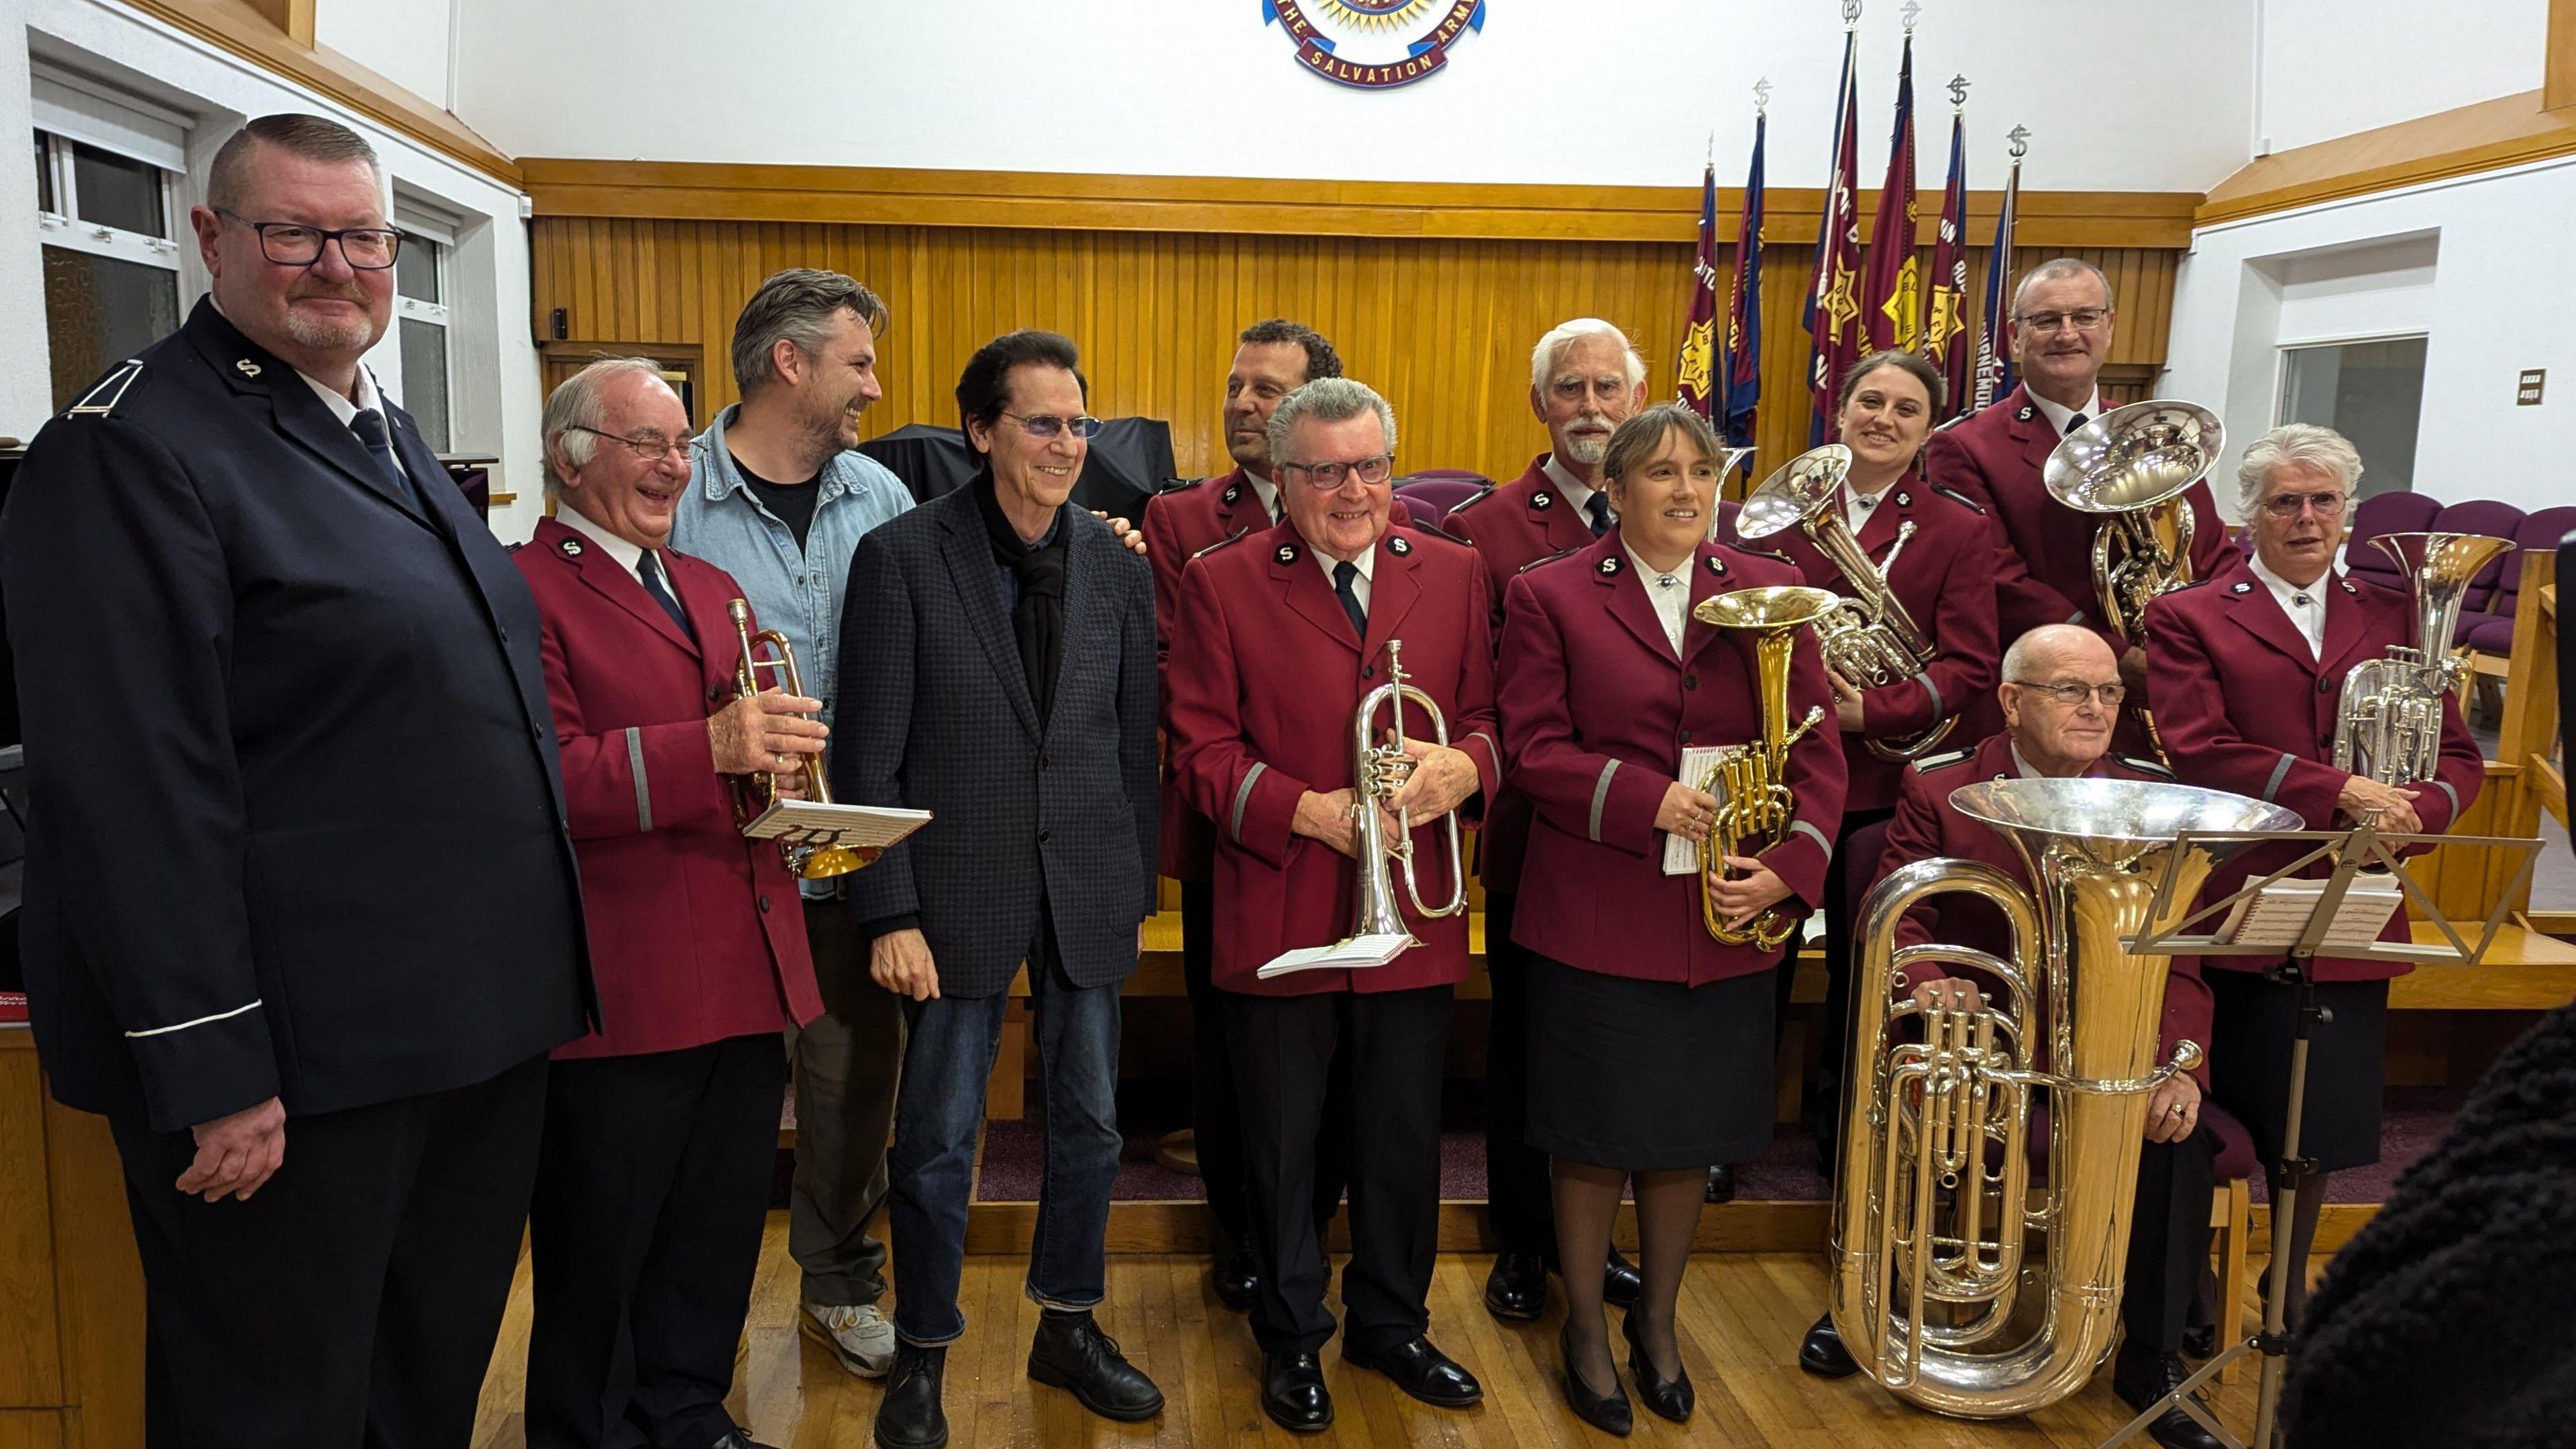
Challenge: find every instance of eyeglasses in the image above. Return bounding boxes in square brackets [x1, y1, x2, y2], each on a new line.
[2258, 490, 2348, 521]
[2009, 679, 2127, 707]
[2012, 307, 2110, 335]
[567, 425, 692, 462]
[215, 209, 400, 269]
[1279, 455, 1396, 489]
[1000, 411, 1104, 440]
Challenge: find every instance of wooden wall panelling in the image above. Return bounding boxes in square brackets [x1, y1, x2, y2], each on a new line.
[0, 1042, 64, 1411]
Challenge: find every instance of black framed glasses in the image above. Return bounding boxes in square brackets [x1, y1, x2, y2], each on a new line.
[567, 425, 692, 462]
[1280, 455, 1395, 489]
[215, 209, 401, 269]
[2008, 679, 2127, 707]
[1000, 411, 1104, 440]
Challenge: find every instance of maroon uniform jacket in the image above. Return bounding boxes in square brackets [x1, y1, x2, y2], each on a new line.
[2145, 571, 2483, 983]
[1497, 532, 1847, 986]
[1872, 730, 2209, 1084]
[1720, 468, 2000, 813]
[1167, 519, 1503, 996]
[515, 516, 823, 1059]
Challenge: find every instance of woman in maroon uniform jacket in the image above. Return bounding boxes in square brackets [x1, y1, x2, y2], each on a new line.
[1499, 405, 1846, 1432]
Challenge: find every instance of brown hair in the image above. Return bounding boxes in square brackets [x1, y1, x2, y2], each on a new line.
[205, 113, 380, 213]
[1835, 348, 1946, 415]
[730, 268, 891, 396]
[1601, 402, 1724, 484]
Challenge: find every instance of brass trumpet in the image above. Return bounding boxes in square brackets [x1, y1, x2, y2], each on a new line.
[1689, 586, 1835, 949]
[728, 598, 869, 880]
[1345, 638, 1468, 939]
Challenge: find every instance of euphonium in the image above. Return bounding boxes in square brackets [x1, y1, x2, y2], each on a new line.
[2334, 530, 2515, 786]
[1829, 777, 2298, 1419]
[1734, 443, 1955, 761]
[1689, 586, 1835, 949]
[728, 598, 869, 880]
[1345, 638, 1468, 940]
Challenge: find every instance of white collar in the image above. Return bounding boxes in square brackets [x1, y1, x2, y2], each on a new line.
[1540, 453, 1604, 520]
[1314, 541, 1377, 581]
[2010, 739, 2100, 781]
[556, 502, 654, 584]
[2027, 388, 2102, 438]
[211, 296, 388, 427]
[1244, 469, 1281, 523]
[1623, 543, 1690, 587]
[2248, 552, 2333, 605]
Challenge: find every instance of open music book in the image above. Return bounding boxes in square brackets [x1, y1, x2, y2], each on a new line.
[1256, 932, 1418, 980]
[742, 800, 932, 851]
[1662, 744, 1739, 875]
[2217, 873, 2405, 950]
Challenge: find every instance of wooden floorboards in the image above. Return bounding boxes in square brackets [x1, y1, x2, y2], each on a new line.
[470, 1212, 2266, 1448]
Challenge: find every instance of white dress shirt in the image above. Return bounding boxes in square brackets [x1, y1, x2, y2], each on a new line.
[213, 297, 413, 486]
[2028, 388, 2103, 439]
[2247, 554, 2330, 659]
[1624, 544, 1692, 656]
[1542, 453, 1607, 527]
[1246, 470, 1281, 524]
[1315, 539, 1376, 614]
[557, 500, 675, 594]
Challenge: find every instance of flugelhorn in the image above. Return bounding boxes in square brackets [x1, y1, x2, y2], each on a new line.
[1829, 777, 2296, 1419]
[2334, 530, 2514, 786]
[1733, 443, 1955, 761]
[728, 598, 869, 879]
[1345, 638, 1468, 941]
[1689, 586, 1834, 949]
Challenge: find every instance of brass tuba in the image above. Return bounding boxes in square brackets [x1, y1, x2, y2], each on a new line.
[1346, 638, 1468, 941]
[729, 598, 869, 879]
[1689, 586, 1835, 949]
[1829, 777, 2297, 1418]
[1734, 443, 1955, 761]
[2334, 530, 2515, 787]
[2042, 398, 2224, 651]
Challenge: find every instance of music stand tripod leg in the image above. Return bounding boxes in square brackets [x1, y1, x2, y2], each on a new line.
[2249, 959, 2324, 1449]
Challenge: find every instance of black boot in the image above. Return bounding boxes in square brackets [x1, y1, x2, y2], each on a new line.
[1483, 1251, 1547, 1320]
[1260, 1350, 1332, 1433]
[873, 1342, 948, 1449]
[1798, 1311, 1859, 1379]
[2111, 1341, 2229, 1449]
[1028, 1309, 1164, 1422]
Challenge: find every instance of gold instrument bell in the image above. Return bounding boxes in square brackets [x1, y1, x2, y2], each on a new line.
[727, 599, 871, 879]
[1688, 585, 1835, 949]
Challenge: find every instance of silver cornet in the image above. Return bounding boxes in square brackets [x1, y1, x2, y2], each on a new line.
[1346, 639, 1468, 941]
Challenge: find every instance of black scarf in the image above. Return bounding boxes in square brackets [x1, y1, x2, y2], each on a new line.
[973, 471, 1068, 723]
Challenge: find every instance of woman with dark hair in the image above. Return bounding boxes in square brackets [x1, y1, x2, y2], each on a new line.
[1498, 402, 1847, 1434]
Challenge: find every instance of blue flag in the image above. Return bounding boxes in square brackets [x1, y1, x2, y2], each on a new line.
[1719, 113, 1764, 451]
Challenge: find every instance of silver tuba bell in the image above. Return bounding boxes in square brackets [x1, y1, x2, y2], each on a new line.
[1346, 638, 1468, 942]
[2334, 530, 2514, 786]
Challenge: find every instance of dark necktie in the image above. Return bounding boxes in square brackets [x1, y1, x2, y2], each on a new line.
[2066, 411, 2090, 436]
[347, 409, 427, 513]
[1584, 492, 1612, 538]
[1332, 559, 1368, 638]
[639, 553, 695, 639]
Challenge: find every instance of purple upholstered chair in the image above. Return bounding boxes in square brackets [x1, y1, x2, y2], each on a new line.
[2426, 500, 2527, 609]
[2341, 490, 2443, 592]
[1392, 470, 1495, 529]
[2461, 504, 2576, 654]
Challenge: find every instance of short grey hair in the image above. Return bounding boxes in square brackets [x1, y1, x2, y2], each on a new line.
[1529, 317, 1646, 394]
[2235, 423, 2363, 517]
[2001, 623, 2110, 684]
[1268, 377, 1398, 467]
[2010, 257, 2116, 318]
[541, 356, 670, 496]
[729, 268, 889, 397]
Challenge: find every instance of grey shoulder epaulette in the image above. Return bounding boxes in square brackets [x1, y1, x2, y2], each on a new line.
[1444, 482, 1501, 515]
[1933, 411, 1973, 435]
[1156, 476, 1208, 494]
[62, 358, 147, 419]
[1191, 525, 1251, 560]
[2114, 753, 2176, 779]
[1909, 747, 1975, 773]
[1403, 521, 1469, 547]
[1517, 545, 1581, 574]
[1930, 484, 1987, 516]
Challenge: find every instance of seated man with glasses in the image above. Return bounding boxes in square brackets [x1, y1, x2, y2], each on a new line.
[1925, 257, 2241, 756]
[1166, 376, 1502, 1432]
[1798, 622, 2234, 1449]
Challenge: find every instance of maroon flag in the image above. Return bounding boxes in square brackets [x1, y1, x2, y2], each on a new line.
[1676, 158, 1721, 421]
[1806, 23, 1866, 443]
[1923, 95, 1972, 419]
[1860, 28, 1919, 352]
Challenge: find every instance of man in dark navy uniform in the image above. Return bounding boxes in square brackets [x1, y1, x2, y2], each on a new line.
[0, 114, 590, 1447]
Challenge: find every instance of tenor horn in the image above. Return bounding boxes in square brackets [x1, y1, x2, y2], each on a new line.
[729, 599, 869, 880]
[2334, 530, 2514, 787]
[1346, 638, 1468, 941]
[1689, 586, 1835, 949]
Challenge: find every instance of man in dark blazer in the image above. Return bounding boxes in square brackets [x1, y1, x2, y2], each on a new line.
[515, 358, 830, 1449]
[0, 115, 590, 1445]
[834, 330, 1163, 1449]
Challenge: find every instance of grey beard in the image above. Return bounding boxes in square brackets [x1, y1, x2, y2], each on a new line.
[281, 309, 378, 355]
[1561, 431, 1609, 466]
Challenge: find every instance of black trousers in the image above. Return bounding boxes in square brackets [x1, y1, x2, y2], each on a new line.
[1480, 890, 1555, 1258]
[2125, 1121, 2220, 1354]
[1183, 879, 1347, 1250]
[110, 1053, 549, 1449]
[525, 1033, 788, 1449]
[1793, 806, 1899, 1147]
[1224, 985, 1452, 1356]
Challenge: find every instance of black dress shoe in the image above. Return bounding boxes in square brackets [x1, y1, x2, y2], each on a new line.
[1212, 1242, 1260, 1313]
[873, 1343, 948, 1449]
[1260, 1350, 1333, 1433]
[1342, 1335, 1483, 1407]
[1027, 1310, 1164, 1422]
[1705, 1162, 1737, 1203]
[1559, 1322, 1632, 1436]
[1601, 1249, 1644, 1311]
[1798, 1311, 1860, 1379]
[1483, 1251, 1547, 1320]
[2180, 1321, 2217, 1359]
[1621, 1309, 1694, 1422]
[2112, 1343, 2229, 1449]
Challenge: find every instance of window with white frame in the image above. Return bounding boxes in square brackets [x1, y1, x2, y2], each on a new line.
[30, 68, 189, 409]
[393, 201, 455, 451]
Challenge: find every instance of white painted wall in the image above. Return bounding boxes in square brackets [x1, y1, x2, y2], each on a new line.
[449, 0, 2254, 193]
[3, 0, 546, 541]
[315, 0, 455, 114]
[2255, 0, 2546, 156]
[2163, 156, 2576, 517]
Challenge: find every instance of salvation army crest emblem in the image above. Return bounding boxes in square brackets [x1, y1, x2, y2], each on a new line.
[1261, 0, 1487, 89]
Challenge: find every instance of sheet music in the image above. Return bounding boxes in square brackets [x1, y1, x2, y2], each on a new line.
[743, 800, 932, 851]
[1662, 745, 1738, 875]
[2218, 872, 2405, 950]
[1256, 932, 1417, 980]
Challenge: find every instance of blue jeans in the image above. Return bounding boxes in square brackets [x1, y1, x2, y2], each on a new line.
[886, 964, 1124, 1346]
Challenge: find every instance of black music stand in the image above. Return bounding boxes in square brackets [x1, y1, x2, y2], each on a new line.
[2093, 821, 2543, 1449]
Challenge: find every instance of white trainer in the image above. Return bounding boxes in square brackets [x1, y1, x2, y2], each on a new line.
[801, 1301, 897, 1379]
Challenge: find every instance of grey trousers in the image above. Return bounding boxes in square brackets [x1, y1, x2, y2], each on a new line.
[788, 898, 910, 1307]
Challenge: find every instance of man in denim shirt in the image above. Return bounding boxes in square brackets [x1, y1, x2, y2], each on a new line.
[672, 268, 915, 1379]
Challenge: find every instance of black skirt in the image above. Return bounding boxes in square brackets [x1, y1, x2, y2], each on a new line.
[2206, 969, 2390, 1175]
[1525, 953, 1776, 1171]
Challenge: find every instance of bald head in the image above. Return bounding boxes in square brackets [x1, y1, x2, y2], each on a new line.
[2000, 625, 2122, 774]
